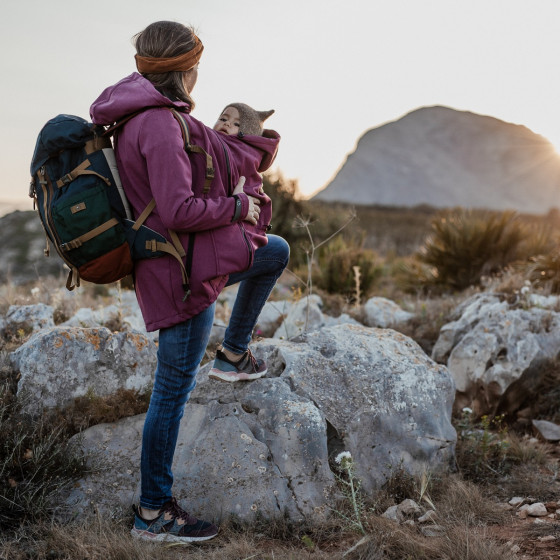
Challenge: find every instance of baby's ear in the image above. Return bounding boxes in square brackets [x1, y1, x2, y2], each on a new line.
[258, 109, 275, 122]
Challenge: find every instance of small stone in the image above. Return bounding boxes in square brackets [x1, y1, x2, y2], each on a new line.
[510, 545, 521, 553]
[403, 519, 416, 527]
[397, 498, 423, 518]
[509, 497, 525, 507]
[517, 509, 528, 519]
[496, 503, 513, 511]
[382, 505, 402, 523]
[420, 524, 446, 537]
[538, 535, 556, 542]
[533, 518, 545, 524]
[545, 501, 558, 510]
[418, 510, 437, 523]
[532, 419, 560, 442]
[526, 503, 548, 517]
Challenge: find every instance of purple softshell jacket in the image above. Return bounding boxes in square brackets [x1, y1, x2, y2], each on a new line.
[90, 73, 280, 331]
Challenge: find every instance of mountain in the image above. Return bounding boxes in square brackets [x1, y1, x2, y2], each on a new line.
[313, 106, 560, 213]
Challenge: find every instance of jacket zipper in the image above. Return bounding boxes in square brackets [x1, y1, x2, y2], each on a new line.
[217, 136, 253, 267]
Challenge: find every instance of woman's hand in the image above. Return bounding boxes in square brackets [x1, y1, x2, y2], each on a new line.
[233, 176, 261, 225]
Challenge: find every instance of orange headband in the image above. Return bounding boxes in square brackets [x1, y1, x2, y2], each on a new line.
[135, 35, 204, 74]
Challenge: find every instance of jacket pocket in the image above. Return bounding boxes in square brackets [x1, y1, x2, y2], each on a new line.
[193, 222, 254, 282]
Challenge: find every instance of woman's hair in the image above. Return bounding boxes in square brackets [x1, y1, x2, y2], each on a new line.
[133, 21, 198, 108]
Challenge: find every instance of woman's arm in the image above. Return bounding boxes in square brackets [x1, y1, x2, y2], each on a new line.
[138, 110, 251, 232]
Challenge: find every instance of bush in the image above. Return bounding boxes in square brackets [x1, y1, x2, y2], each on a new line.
[312, 237, 381, 300]
[415, 209, 536, 291]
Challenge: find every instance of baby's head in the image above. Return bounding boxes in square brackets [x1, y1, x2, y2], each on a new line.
[214, 103, 274, 137]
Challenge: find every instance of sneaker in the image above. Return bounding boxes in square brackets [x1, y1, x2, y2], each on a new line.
[130, 498, 218, 543]
[208, 348, 267, 382]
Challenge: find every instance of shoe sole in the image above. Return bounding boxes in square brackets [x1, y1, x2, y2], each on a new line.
[131, 527, 218, 543]
[208, 368, 267, 382]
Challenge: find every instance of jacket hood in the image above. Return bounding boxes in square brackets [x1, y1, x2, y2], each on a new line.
[90, 72, 189, 125]
[221, 129, 280, 172]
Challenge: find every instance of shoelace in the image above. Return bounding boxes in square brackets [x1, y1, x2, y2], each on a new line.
[162, 497, 197, 525]
[243, 349, 260, 372]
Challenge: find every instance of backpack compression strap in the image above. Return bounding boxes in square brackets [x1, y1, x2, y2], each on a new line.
[132, 198, 191, 301]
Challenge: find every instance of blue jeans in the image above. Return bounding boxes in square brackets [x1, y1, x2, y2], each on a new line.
[139, 234, 289, 509]
[223, 234, 290, 354]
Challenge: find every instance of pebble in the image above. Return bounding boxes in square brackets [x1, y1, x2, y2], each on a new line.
[509, 496, 525, 507]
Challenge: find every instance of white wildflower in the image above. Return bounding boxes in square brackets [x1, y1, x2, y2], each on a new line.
[520, 286, 530, 295]
[335, 451, 352, 464]
[31, 287, 40, 297]
[462, 407, 473, 414]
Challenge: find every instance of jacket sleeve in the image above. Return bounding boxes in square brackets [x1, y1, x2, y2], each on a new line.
[138, 110, 249, 231]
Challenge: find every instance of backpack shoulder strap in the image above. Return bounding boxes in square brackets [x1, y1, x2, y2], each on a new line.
[169, 108, 214, 194]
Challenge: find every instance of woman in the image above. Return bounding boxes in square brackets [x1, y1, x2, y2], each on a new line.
[90, 20, 289, 544]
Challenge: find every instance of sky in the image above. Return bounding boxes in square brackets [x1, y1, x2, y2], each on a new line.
[3, 0, 560, 211]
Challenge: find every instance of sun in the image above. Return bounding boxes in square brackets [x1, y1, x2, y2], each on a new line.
[541, 131, 560, 156]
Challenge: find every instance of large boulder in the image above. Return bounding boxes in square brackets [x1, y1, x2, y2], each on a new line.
[270, 325, 456, 492]
[58, 324, 456, 522]
[11, 326, 156, 413]
[59, 380, 331, 523]
[432, 293, 560, 414]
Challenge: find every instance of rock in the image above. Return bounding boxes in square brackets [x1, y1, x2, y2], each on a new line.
[517, 508, 529, 519]
[432, 292, 560, 414]
[381, 505, 402, 522]
[431, 293, 503, 364]
[526, 503, 548, 517]
[56, 323, 456, 523]
[532, 419, 560, 442]
[363, 297, 414, 328]
[273, 295, 324, 339]
[418, 510, 437, 523]
[62, 292, 158, 343]
[509, 497, 525, 507]
[57, 387, 333, 522]
[1, 303, 54, 338]
[11, 327, 156, 413]
[323, 313, 361, 329]
[538, 535, 557, 542]
[420, 524, 446, 537]
[255, 300, 292, 337]
[397, 498, 423, 518]
[270, 324, 456, 493]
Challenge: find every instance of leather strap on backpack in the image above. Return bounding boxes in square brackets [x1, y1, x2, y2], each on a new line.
[169, 108, 214, 194]
[133, 198, 191, 301]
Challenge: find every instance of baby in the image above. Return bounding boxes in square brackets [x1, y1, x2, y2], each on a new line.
[213, 103, 279, 250]
[214, 103, 274, 137]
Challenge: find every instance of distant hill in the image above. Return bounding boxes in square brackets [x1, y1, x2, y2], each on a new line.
[0, 199, 31, 218]
[313, 106, 560, 213]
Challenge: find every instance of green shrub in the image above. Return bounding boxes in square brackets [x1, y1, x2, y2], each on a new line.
[312, 237, 381, 299]
[416, 209, 528, 290]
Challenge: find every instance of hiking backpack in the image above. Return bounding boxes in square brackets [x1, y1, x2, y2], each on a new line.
[29, 109, 214, 296]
